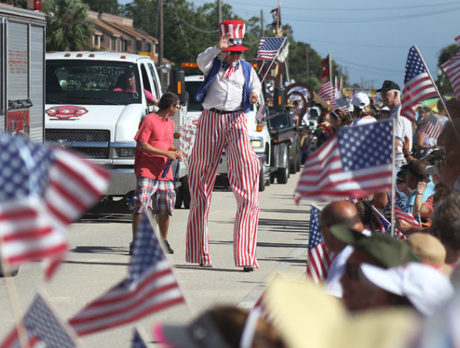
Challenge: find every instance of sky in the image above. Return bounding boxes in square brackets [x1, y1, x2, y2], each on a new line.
[120, 0, 460, 89]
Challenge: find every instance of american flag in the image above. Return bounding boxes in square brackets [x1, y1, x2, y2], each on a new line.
[257, 37, 286, 60]
[317, 81, 333, 101]
[69, 211, 184, 336]
[295, 119, 393, 202]
[441, 49, 460, 100]
[1, 293, 78, 348]
[394, 196, 420, 227]
[420, 113, 446, 140]
[456, 35, 460, 44]
[0, 132, 109, 279]
[372, 205, 406, 240]
[400, 46, 438, 122]
[306, 205, 334, 283]
[132, 328, 148, 348]
[252, 291, 273, 323]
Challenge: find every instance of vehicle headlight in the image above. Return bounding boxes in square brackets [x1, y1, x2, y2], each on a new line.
[116, 147, 136, 158]
[251, 140, 263, 149]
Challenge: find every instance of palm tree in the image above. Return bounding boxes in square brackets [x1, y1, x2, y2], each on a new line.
[43, 0, 93, 51]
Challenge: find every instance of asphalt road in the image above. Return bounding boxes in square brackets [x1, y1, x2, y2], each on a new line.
[0, 170, 314, 347]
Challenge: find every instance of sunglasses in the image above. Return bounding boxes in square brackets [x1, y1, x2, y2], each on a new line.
[396, 179, 406, 184]
[229, 51, 243, 55]
[174, 104, 181, 110]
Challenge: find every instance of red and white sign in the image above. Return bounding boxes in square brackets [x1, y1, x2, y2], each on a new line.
[46, 105, 88, 120]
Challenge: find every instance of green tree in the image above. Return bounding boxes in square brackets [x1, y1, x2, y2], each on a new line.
[437, 43, 459, 96]
[0, 0, 27, 8]
[81, 0, 120, 15]
[43, 0, 93, 51]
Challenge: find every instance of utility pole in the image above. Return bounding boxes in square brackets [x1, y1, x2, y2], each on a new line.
[217, 0, 222, 26]
[306, 46, 309, 80]
[158, 0, 163, 65]
[260, 9, 264, 37]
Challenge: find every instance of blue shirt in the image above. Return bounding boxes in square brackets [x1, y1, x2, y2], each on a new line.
[406, 178, 435, 212]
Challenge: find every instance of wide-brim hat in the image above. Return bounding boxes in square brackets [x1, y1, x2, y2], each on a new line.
[219, 19, 248, 52]
[265, 277, 420, 348]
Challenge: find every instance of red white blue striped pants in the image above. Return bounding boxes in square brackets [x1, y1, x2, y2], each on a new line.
[186, 109, 260, 267]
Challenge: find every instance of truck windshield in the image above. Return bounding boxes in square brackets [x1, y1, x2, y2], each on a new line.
[46, 60, 142, 105]
[185, 80, 203, 112]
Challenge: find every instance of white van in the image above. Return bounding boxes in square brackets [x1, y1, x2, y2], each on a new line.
[45, 52, 187, 200]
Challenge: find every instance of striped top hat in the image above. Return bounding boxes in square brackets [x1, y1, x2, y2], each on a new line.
[219, 19, 248, 52]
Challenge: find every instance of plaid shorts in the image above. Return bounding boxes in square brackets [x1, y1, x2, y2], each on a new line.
[130, 177, 176, 216]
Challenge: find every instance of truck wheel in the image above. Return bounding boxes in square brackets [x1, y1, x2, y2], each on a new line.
[181, 176, 191, 209]
[277, 167, 289, 184]
[259, 164, 266, 192]
[289, 159, 296, 174]
[270, 173, 275, 184]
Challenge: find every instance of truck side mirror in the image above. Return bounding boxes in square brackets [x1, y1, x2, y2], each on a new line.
[170, 69, 187, 105]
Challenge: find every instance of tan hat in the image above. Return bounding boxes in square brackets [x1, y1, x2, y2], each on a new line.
[265, 277, 420, 348]
[407, 233, 446, 267]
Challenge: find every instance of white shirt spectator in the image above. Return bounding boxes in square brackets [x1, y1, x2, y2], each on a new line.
[197, 46, 261, 112]
[392, 104, 412, 163]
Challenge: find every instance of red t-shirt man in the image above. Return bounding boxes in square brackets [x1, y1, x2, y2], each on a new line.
[134, 113, 175, 180]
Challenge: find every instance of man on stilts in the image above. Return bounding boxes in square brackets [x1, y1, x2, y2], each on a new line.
[186, 20, 262, 272]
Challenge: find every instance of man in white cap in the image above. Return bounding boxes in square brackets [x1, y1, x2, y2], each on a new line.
[377, 80, 412, 168]
[186, 20, 262, 271]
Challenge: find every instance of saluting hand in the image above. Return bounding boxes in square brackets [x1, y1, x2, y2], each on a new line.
[217, 33, 232, 51]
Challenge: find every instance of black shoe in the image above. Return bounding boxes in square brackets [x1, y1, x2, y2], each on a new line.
[243, 266, 254, 272]
[164, 240, 174, 254]
[129, 242, 133, 256]
[199, 263, 212, 268]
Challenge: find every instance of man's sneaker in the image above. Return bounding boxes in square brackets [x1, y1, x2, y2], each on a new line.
[164, 240, 174, 254]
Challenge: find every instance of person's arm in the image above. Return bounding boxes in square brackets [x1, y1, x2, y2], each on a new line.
[144, 90, 158, 105]
[136, 142, 179, 160]
[197, 33, 231, 75]
[248, 68, 262, 104]
[412, 181, 427, 216]
[402, 135, 416, 162]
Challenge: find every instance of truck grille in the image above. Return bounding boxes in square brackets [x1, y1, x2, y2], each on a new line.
[45, 129, 110, 159]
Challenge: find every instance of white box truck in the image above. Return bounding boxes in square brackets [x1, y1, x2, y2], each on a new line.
[0, 5, 46, 142]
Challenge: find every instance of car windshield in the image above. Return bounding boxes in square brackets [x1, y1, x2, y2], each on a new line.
[185, 80, 203, 112]
[46, 60, 142, 105]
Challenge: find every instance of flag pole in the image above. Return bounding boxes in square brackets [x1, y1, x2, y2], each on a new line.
[390, 118, 396, 238]
[414, 45, 460, 140]
[144, 210, 196, 318]
[0, 251, 30, 348]
[329, 53, 332, 84]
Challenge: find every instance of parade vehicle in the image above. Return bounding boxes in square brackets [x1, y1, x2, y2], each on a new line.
[0, 5, 46, 142]
[0, 4, 46, 277]
[181, 65, 272, 192]
[266, 88, 302, 184]
[44, 52, 188, 204]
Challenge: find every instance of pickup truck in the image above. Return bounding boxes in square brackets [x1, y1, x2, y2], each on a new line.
[266, 110, 302, 184]
[44, 52, 187, 203]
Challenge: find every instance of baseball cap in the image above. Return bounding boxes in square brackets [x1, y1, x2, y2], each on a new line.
[329, 225, 420, 268]
[153, 312, 232, 348]
[360, 262, 454, 316]
[377, 80, 401, 92]
[351, 92, 370, 111]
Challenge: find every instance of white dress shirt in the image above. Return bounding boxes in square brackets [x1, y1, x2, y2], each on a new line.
[197, 46, 261, 112]
[392, 104, 413, 163]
